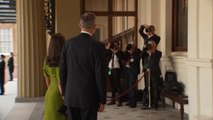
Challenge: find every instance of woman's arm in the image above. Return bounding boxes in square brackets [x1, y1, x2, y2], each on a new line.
[44, 76, 50, 87]
[58, 80, 63, 96]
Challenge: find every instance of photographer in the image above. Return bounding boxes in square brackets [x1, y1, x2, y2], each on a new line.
[139, 24, 161, 73]
[141, 40, 162, 109]
[107, 41, 124, 106]
[139, 24, 160, 46]
[123, 43, 140, 108]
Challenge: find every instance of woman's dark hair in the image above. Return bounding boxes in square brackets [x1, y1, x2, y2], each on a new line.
[46, 33, 65, 67]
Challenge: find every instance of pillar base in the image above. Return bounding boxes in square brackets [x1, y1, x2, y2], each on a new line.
[15, 97, 44, 103]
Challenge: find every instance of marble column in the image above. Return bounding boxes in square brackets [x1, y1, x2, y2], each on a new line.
[187, 0, 213, 119]
[16, 0, 47, 101]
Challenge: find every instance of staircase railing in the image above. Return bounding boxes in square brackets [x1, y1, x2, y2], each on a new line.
[104, 27, 135, 50]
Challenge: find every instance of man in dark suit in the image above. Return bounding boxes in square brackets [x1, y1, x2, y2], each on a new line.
[60, 12, 106, 120]
[131, 41, 142, 75]
[107, 41, 124, 106]
[141, 40, 162, 109]
[123, 43, 141, 108]
[7, 52, 14, 81]
[0, 55, 6, 95]
[139, 24, 161, 72]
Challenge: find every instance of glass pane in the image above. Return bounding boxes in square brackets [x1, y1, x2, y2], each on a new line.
[112, 16, 135, 50]
[93, 17, 108, 42]
[0, 28, 12, 53]
[113, 0, 135, 11]
[85, 0, 108, 11]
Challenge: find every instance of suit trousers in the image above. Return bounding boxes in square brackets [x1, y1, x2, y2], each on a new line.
[0, 79, 4, 95]
[108, 68, 122, 102]
[142, 75, 159, 107]
[8, 67, 13, 81]
[150, 76, 159, 107]
[124, 67, 137, 107]
[67, 106, 97, 120]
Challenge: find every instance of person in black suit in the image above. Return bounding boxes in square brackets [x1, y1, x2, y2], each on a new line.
[139, 25, 161, 108]
[141, 40, 162, 109]
[131, 41, 142, 75]
[123, 43, 140, 108]
[139, 24, 161, 72]
[0, 55, 6, 95]
[7, 52, 14, 81]
[60, 12, 106, 120]
[107, 41, 124, 106]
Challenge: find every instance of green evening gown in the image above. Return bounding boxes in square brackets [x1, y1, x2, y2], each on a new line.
[43, 63, 66, 120]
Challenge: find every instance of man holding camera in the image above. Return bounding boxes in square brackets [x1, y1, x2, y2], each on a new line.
[139, 24, 160, 46]
[107, 41, 124, 106]
[139, 24, 161, 77]
[139, 24, 162, 109]
[141, 40, 162, 109]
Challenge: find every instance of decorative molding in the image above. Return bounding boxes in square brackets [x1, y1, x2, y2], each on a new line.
[15, 97, 44, 102]
[161, 55, 186, 63]
[185, 58, 213, 68]
[161, 56, 213, 68]
[44, 0, 55, 36]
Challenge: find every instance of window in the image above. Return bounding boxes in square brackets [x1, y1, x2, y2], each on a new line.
[0, 28, 13, 54]
[82, 0, 138, 49]
[172, 0, 188, 51]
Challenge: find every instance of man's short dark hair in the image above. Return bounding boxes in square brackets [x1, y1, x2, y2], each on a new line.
[80, 12, 96, 29]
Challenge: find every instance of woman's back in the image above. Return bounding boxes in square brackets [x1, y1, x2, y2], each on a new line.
[43, 63, 66, 120]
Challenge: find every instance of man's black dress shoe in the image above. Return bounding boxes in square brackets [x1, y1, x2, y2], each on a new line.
[117, 102, 122, 106]
[107, 101, 116, 105]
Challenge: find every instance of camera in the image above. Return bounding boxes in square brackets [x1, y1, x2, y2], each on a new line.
[110, 42, 119, 50]
[145, 27, 151, 33]
[144, 43, 152, 51]
[145, 25, 155, 33]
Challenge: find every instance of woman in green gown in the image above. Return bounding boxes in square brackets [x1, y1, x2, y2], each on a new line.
[43, 33, 66, 120]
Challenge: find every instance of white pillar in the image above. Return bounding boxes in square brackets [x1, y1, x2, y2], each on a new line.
[187, 0, 213, 119]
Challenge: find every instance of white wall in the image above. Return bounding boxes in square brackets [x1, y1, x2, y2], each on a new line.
[55, 0, 80, 39]
[138, 0, 213, 119]
[138, 0, 213, 117]
[187, 0, 213, 119]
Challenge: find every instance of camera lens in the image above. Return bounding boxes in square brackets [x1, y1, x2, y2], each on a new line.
[144, 44, 151, 51]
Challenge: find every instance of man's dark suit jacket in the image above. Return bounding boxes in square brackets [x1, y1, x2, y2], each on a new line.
[7, 56, 14, 72]
[142, 50, 162, 78]
[123, 49, 141, 74]
[106, 49, 123, 69]
[60, 33, 106, 109]
[132, 48, 142, 74]
[0, 60, 5, 83]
